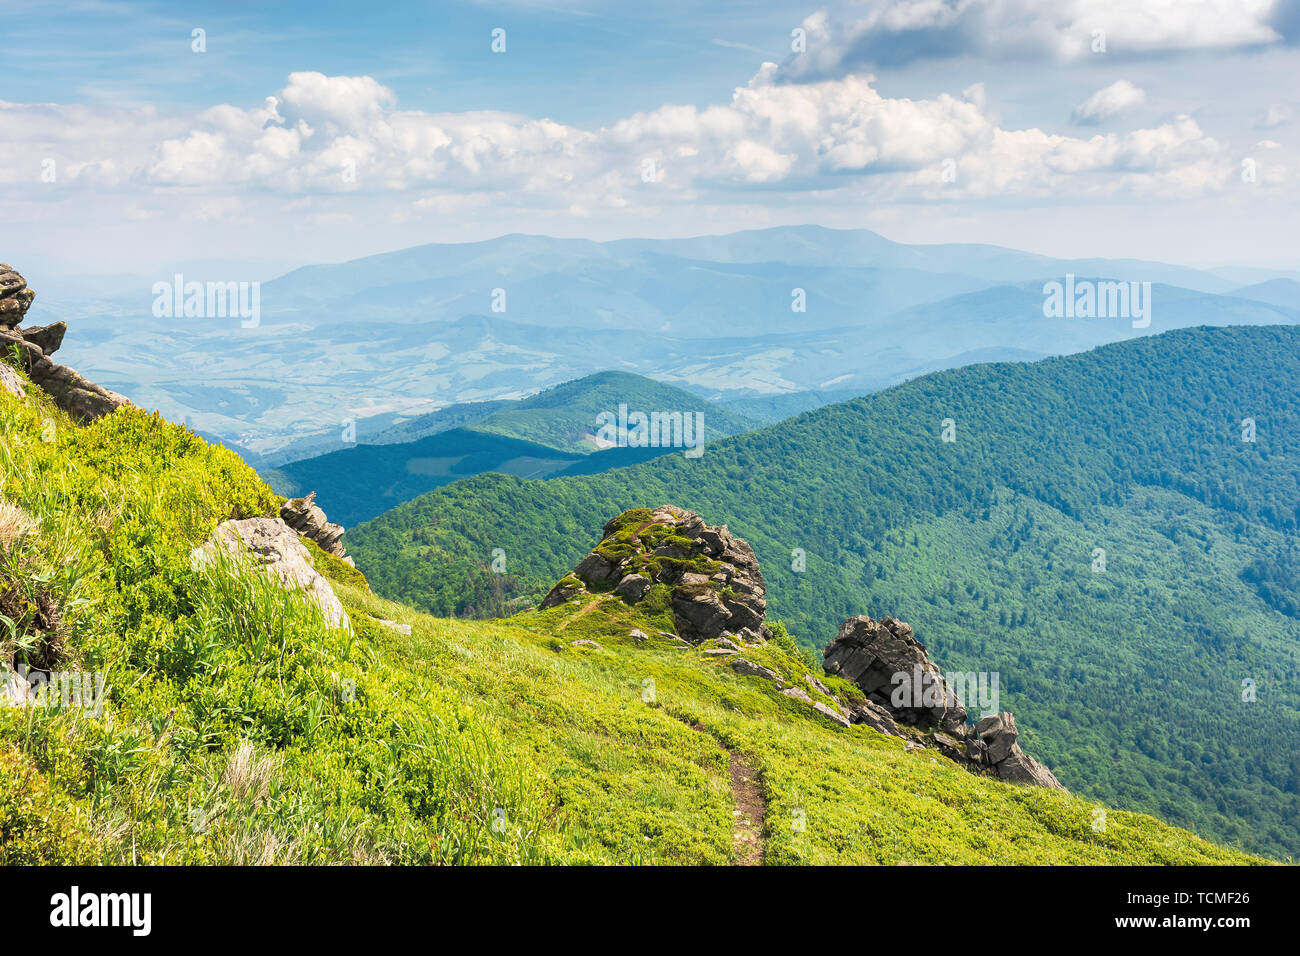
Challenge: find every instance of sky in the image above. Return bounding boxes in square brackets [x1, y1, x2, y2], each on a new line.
[3, 0, 1299, 280]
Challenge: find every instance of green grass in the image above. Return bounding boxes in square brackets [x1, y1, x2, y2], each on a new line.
[0, 361, 1266, 864]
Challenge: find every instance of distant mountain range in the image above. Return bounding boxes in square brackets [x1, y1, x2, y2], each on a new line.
[29, 226, 1299, 462]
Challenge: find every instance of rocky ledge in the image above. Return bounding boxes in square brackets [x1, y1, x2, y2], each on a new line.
[540, 504, 772, 645]
[0, 264, 128, 421]
[824, 615, 1064, 790]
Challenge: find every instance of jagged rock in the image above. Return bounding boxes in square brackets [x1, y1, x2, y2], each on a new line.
[811, 700, 852, 728]
[823, 615, 967, 733]
[628, 629, 649, 643]
[0, 265, 34, 328]
[191, 517, 349, 630]
[730, 658, 783, 684]
[280, 492, 347, 559]
[804, 673, 830, 695]
[972, 713, 1065, 790]
[570, 639, 602, 650]
[0, 269, 127, 421]
[20, 322, 65, 356]
[782, 686, 850, 727]
[826, 614, 1062, 789]
[843, 697, 902, 737]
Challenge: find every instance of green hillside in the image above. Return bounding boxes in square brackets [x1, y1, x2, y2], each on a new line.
[0, 358, 1259, 864]
[263, 370, 760, 526]
[347, 325, 1300, 860]
[466, 370, 758, 452]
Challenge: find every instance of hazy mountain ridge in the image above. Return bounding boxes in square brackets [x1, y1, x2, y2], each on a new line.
[29, 227, 1298, 463]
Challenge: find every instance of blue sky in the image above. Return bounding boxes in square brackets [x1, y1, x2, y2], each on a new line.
[4, 0, 1299, 278]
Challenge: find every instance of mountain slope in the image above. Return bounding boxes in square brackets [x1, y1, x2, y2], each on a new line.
[348, 324, 1300, 859]
[0, 352, 1258, 865]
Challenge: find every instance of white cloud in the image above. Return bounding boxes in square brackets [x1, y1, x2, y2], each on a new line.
[1072, 80, 1147, 125]
[1, 63, 1281, 267]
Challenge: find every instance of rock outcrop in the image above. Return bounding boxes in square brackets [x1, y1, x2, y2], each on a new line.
[280, 492, 351, 564]
[824, 614, 1064, 790]
[191, 517, 350, 630]
[539, 505, 772, 645]
[0, 265, 128, 421]
[545, 506, 1065, 790]
[824, 615, 968, 734]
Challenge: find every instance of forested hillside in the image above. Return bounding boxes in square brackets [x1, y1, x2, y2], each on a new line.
[349, 325, 1300, 859]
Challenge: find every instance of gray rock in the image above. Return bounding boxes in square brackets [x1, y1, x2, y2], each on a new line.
[628, 629, 649, 643]
[570, 639, 602, 650]
[844, 697, 903, 738]
[823, 614, 967, 732]
[0, 265, 34, 328]
[730, 658, 783, 684]
[376, 619, 411, 636]
[613, 573, 651, 603]
[574, 551, 621, 587]
[191, 517, 350, 630]
[811, 700, 852, 728]
[549, 505, 774, 645]
[0, 363, 25, 399]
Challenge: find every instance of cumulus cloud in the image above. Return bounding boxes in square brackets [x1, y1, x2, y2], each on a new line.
[0, 65, 1260, 236]
[779, 0, 1296, 78]
[1072, 80, 1147, 125]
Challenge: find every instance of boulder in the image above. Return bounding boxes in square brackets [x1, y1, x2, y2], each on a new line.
[823, 615, 967, 733]
[843, 697, 902, 738]
[0, 265, 34, 328]
[613, 573, 651, 603]
[0, 269, 127, 422]
[826, 614, 1064, 789]
[20, 322, 65, 356]
[191, 517, 349, 630]
[730, 658, 783, 684]
[0, 363, 25, 400]
[972, 713, 1065, 790]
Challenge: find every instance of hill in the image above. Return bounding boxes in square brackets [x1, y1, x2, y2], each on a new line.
[262, 371, 759, 526]
[347, 324, 1300, 860]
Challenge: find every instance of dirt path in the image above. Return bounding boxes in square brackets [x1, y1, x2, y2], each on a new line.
[728, 753, 766, 865]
